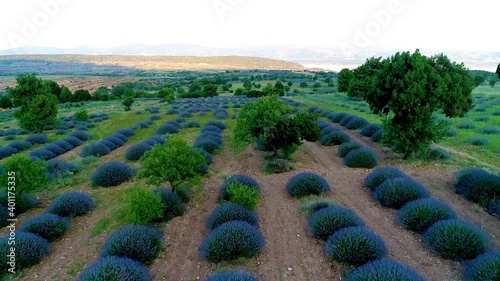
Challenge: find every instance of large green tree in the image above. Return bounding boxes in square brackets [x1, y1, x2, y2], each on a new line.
[73, 89, 92, 101]
[347, 57, 383, 98]
[59, 86, 73, 103]
[202, 84, 219, 97]
[362, 50, 472, 158]
[44, 80, 62, 101]
[338, 68, 354, 92]
[9, 75, 58, 132]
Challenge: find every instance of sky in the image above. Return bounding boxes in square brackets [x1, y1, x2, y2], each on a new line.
[0, 0, 498, 52]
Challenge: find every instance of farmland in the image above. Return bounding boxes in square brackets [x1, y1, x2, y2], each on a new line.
[0, 65, 499, 281]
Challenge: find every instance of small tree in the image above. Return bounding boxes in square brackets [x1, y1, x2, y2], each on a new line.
[92, 86, 110, 101]
[123, 97, 134, 111]
[202, 84, 219, 97]
[300, 82, 308, 88]
[490, 80, 497, 88]
[125, 185, 163, 225]
[15, 93, 58, 132]
[473, 76, 485, 87]
[0, 96, 12, 109]
[496, 63, 500, 79]
[111, 84, 128, 98]
[74, 109, 89, 121]
[243, 79, 253, 91]
[338, 68, 354, 92]
[139, 137, 206, 189]
[234, 95, 319, 159]
[59, 86, 73, 103]
[274, 80, 285, 96]
[73, 89, 91, 102]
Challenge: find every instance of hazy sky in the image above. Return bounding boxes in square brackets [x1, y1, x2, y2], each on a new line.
[0, 0, 498, 52]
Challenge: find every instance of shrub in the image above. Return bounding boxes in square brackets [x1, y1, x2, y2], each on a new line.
[220, 174, 260, 200]
[206, 120, 226, 130]
[360, 123, 383, 137]
[101, 224, 163, 265]
[301, 198, 335, 217]
[80, 142, 112, 157]
[149, 114, 162, 121]
[165, 120, 182, 129]
[199, 221, 265, 263]
[46, 159, 77, 177]
[343, 147, 378, 168]
[456, 121, 476, 129]
[446, 127, 458, 137]
[224, 182, 259, 210]
[153, 188, 186, 221]
[140, 137, 206, 188]
[453, 168, 500, 212]
[143, 136, 165, 146]
[308, 206, 364, 240]
[200, 149, 213, 164]
[18, 213, 70, 242]
[374, 177, 430, 209]
[478, 126, 500, 135]
[91, 161, 134, 187]
[463, 250, 500, 281]
[201, 125, 223, 134]
[3, 135, 15, 141]
[345, 117, 369, 130]
[319, 130, 350, 146]
[100, 139, 118, 151]
[467, 136, 489, 146]
[339, 114, 356, 126]
[264, 157, 293, 173]
[325, 226, 387, 266]
[0, 146, 17, 159]
[125, 186, 163, 225]
[423, 219, 490, 260]
[346, 259, 426, 281]
[116, 128, 135, 137]
[397, 198, 456, 233]
[125, 143, 153, 161]
[0, 205, 9, 228]
[493, 110, 500, 116]
[320, 126, 337, 136]
[8, 140, 32, 151]
[64, 136, 83, 146]
[331, 112, 348, 123]
[106, 135, 126, 147]
[0, 154, 48, 194]
[424, 147, 451, 161]
[204, 271, 259, 281]
[25, 134, 49, 144]
[338, 142, 363, 158]
[193, 138, 222, 154]
[44, 143, 66, 155]
[0, 191, 38, 215]
[183, 120, 200, 128]
[76, 256, 152, 281]
[70, 130, 93, 141]
[371, 128, 384, 143]
[53, 140, 74, 151]
[0, 232, 50, 271]
[207, 202, 259, 231]
[46, 192, 94, 217]
[74, 109, 89, 121]
[364, 166, 406, 191]
[166, 109, 179, 115]
[474, 116, 490, 122]
[285, 172, 331, 198]
[112, 133, 128, 143]
[155, 123, 179, 135]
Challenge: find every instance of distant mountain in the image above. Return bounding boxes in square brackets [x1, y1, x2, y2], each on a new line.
[0, 44, 498, 72]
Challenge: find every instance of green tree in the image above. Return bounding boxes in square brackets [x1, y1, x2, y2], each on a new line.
[157, 88, 175, 102]
[202, 84, 219, 97]
[0, 96, 12, 109]
[497, 63, 500, 79]
[59, 86, 73, 103]
[338, 68, 354, 92]
[490, 80, 497, 88]
[9, 75, 58, 132]
[139, 137, 206, 189]
[0, 154, 48, 194]
[347, 57, 383, 98]
[44, 80, 62, 101]
[123, 97, 134, 111]
[262, 84, 274, 96]
[111, 84, 128, 98]
[274, 80, 285, 96]
[300, 82, 308, 88]
[234, 96, 319, 159]
[73, 89, 91, 102]
[473, 76, 485, 87]
[243, 79, 253, 91]
[92, 86, 110, 101]
[74, 109, 89, 121]
[312, 82, 322, 88]
[234, 88, 246, 96]
[125, 185, 163, 225]
[363, 50, 473, 158]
